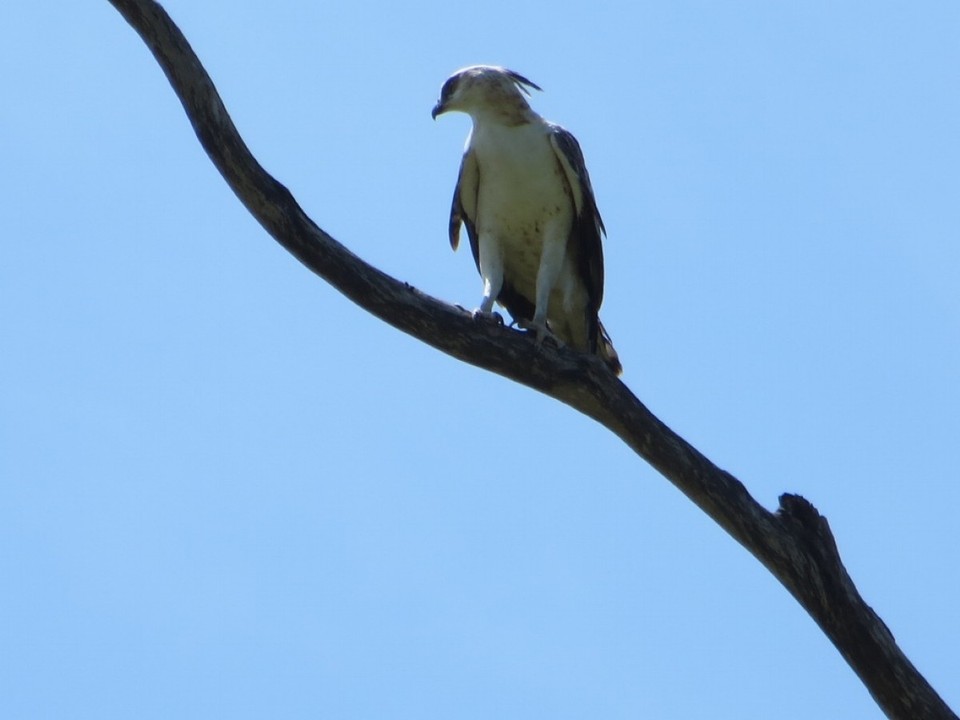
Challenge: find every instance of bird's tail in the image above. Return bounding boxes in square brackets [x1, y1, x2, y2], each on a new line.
[597, 321, 622, 376]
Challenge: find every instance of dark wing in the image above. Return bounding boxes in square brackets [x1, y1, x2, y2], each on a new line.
[448, 145, 480, 269]
[548, 125, 606, 350]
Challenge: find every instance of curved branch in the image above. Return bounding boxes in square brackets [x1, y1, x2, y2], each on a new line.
[107, 2, 955, 718]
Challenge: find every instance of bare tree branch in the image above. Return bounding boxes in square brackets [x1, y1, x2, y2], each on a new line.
[106, 1, 956, 717]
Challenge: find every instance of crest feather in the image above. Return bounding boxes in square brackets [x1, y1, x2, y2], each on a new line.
[502, 68, 542, 95]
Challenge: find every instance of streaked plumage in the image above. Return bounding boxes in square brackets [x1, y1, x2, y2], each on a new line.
[432, 65, 620, 374]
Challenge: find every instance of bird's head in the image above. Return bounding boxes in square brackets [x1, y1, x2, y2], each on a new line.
[431, 65, 542, 122]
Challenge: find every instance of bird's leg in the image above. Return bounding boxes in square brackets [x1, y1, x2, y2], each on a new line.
[475, 233, 504, 318]
[519, 224, 567, 349]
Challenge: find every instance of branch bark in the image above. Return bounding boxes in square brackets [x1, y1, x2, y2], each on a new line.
[106, 2, 956, 717]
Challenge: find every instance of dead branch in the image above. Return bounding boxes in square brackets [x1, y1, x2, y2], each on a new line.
[106, 1, 956, 717]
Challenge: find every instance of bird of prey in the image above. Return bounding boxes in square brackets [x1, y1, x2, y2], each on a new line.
[432, 65, 621, 375]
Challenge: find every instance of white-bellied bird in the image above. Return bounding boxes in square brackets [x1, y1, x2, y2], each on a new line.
[432, 65, 621, 375]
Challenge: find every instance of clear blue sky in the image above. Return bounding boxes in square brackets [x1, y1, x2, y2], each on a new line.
[2, 2, 958, 718]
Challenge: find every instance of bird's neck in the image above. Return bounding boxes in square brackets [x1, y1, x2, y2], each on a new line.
[470, 91, 538, 128]
[473, 107, 538, 130]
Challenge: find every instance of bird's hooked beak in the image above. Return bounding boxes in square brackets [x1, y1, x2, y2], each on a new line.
[431, 100, 445, 120]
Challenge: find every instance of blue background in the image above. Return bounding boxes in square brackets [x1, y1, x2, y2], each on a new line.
[2, 2, 958, 718]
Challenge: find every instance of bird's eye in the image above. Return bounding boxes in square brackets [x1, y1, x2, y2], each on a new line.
[441, 76, 459, 101]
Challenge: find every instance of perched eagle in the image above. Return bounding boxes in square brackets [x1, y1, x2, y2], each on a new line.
[432, 65, 621, 375]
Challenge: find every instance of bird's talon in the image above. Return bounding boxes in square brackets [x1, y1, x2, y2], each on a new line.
[517, 318, 563, 350]
[471, 309, 504, 326]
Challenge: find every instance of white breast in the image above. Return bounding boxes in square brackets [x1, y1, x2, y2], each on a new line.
[470, 121, 575, 299]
